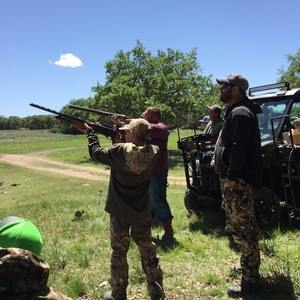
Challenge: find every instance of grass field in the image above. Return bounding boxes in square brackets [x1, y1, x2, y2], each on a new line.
[0, 129, 300, 300]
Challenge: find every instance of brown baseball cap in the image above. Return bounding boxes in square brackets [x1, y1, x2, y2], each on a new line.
[216, 73, 249, 92]
[207, 105, 222, 115]
[119, 118, 151, 140]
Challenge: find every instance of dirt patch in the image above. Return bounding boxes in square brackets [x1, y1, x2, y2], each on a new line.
[0, 152, 186, 185]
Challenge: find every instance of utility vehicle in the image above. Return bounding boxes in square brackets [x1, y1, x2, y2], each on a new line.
[177, 82, 300, 229]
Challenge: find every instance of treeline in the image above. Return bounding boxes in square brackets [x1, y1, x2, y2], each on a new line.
[0, 115, 62, 132]
[0, 98, 117, 134]
[0, 114, 80, 134]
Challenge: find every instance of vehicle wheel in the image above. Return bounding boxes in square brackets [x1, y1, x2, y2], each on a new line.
[184, 188, 201, 214]
[254, 186, 281, 229]
[184, 188, 221, 214]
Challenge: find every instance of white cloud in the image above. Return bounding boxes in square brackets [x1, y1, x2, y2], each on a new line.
[49, 53, 83, 68]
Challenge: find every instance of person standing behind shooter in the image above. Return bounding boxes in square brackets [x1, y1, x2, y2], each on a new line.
[204, 105, 224, 135]
[142, 107, 174, 240]
[199, 115, 210, 131]
[214, 73, 262, 297]
[73, 119, 164, 300]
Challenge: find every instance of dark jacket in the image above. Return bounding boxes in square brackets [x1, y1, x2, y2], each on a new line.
[215, 97, 262, 189]
[87, 133, 159, 222]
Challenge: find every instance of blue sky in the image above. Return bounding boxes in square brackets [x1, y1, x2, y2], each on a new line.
[1, 0, 299, 118]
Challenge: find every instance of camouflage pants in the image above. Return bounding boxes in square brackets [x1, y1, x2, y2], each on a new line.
[220, 178, 260, 283]
[109, 215, 163, 299]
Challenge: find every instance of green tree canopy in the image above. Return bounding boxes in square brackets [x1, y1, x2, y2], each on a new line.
[6, 116, 22, 130]
[0, 116, 8, 130]
[59, 98, 94, 134]
[277, 48, 300, 88]
[26, 115, 56, 130]
[90, 40, 219, 128]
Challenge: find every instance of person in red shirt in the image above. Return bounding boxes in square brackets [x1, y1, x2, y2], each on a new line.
[142, 107, 174, 240]
[109, 107, 174, 240]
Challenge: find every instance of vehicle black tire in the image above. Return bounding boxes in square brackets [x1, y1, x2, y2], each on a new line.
[184, 188, 221, 214]
[184, 188, 201, 214]
[254, 186, 281, 229]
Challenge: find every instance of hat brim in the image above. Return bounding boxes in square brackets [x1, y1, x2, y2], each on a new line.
[216, 77, 230, 85]
[207, 105, 218, 112]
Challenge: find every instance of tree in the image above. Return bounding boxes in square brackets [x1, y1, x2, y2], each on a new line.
[90, 40, 219, 128]
[24, 115, 57, 130]
[6, 116, 22, 130]
[0, 116, 8, 130]
[59, 98, 93, 134]
[277, 48, 300, 88]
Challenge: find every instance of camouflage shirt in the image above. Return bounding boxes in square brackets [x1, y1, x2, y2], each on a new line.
[87, 133, 159, 222]
[0, 247, 72, 300]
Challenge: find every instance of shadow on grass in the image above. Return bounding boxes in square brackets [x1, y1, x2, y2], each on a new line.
[152, 236, 181, 253]
[187, 203, 299, 256]
[187, 207, 299, 298]
[188, 208, 227, 236]
[240, 272, 298, 300]
[168, 149, 183, 170]
[187, 202, 297, 237]
[151, 216, 182, 252]
[186, 205, 299, 299]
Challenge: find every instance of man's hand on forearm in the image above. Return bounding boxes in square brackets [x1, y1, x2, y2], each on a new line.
[108, 114, 122, 125]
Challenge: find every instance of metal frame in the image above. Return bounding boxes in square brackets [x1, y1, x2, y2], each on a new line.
[177, 123, 221, 203]
[271, 116, 300, 228]
[249, 82, 290, 96]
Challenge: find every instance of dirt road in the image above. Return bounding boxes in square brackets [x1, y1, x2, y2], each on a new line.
[0, 152, 186, 185]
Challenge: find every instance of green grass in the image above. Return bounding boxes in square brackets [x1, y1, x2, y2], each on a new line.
[0, 129, 79, 153]
[0, 129, 300, 299]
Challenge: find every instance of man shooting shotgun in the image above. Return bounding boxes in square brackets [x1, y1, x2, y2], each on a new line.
[29, 103, 119, 140]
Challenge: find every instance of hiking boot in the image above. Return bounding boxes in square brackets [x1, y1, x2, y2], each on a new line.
[104, 291, 127, 300]
[161, 218, 174, 240]
[227, 278, 260, 298]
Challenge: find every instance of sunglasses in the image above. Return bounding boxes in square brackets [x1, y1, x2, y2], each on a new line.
[221, 83, 236, 89]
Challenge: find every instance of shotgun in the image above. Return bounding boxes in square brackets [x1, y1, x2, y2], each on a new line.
[29, 103, 118, 139]
[69, 104, 131, 122]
